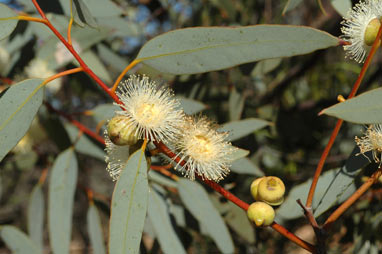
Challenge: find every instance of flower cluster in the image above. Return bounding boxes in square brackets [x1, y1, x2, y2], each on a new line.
[355, 124, 382, 163]
[104, 75, 237, 182]
[341, 0, 382, 63]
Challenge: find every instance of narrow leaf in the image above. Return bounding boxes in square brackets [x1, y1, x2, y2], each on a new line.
[136, 25, 339, 75]
[0, 79, 44, 161]
[331, 0, 352, 17]
[231, 157, 264, 176]
[0, 226, 41, 254]
[282, 0, 303, 15]
[219, 118, 270, 141]
[321, 87, 382, 124]
[178, 179, 234, 254]
[48, 148, 78, 254]
[109, 149, 149, 254]
[87, 204, 106, 254]
[178, 97, 206, 115]
[91, 103, 119, 123]
[147, 189, 186, 254]
[28, 184, 44, 252]
[277, 147, 367, 220]
[0, 4, 18, 40]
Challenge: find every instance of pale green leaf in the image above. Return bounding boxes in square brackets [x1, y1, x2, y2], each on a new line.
[226, 147, 249, 162]
[231, 157, 264, 176]
[0, 4, 18, 41]
[282, 0, 303, 15]
[64, 124, 105, 161]
[331, 0, 352, 17]
[74, 50, 112, 83]
[228, 87, 244, 121]
[109, 149, 149, 254]
[48, 148, 78, 254]
[87, 204, 106, 254]
[91, 103, 119, 123]
[0, 79, 44, 162]
[219, 118, 270, 141]
[0, 226, 41, 254]
[178, 179, 234, 254]
[97, 44, 128, 73]
[178, 97, 207, 115]
[28, 184, 44, 252]
[321, 87, 382, 124]
[83, 0, 123, 17]
[147, 189, 186, 254]
[277, 147, 367, 220]
[251, 58, 282, 76]
[136, 25, 339, 75]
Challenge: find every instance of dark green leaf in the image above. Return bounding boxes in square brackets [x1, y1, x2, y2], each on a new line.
[48, 148, 78, 254]
[147, 189, 186, 254]
[0, 79, 44, 162]
[178, 179, 234, 254]
[219, 118, 270, 141]
[0, 226, 41, 254]
[87, 204, 106, 254]
[109, 149, 149, 254]
[321, 87, 382, 124]
[136, 26, 339, 75]
[28, 184, 44, 252]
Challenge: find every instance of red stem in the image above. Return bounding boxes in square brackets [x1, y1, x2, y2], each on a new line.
[31, 0, 121, 104]
[306, 24, 382, 208]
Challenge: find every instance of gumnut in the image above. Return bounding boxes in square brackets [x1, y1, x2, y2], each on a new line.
[364, 18, 381, 46]
[107, 115, 139, 146]
[247, 201, 275, 227]
[256, 176, 285, 206]
[250, 177, 265, 200]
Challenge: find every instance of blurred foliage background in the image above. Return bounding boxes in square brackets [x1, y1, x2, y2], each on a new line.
[1, 0, 382, 253]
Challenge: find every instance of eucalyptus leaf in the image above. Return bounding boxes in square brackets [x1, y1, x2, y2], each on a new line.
[28, 184, 44, 252]
[178, 97, 207, 115]
[282, 0, 303, 15]
[74, 50, 112, 83]
[228, 87, 244, 121]
[219, 118, 270, 141]
[0, 4, 18, 41]
[321, 87, 382, 124]
[331, 0, 352, 17]
[91, 103, 119, 123]
[178, 179, 234, 254]
[0, 226, 41, 254]
[226, 147, 249, 161]
[48, 148, 78, 254]
[0, 79, 44, 162]
[277, 146, 367, 220]
[251, 58, 282, 76]
[109, 149, 149, 254]
[231, 157, 264, 176]
[136, 25, 339, 75]
[147, 189, 186, 254]
[87, 204, 106, 254]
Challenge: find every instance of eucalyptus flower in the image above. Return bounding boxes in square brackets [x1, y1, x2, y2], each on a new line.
[355, 124, 382, 163]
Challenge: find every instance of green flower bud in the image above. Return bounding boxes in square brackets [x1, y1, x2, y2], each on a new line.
[107, 115, 139, 146]
[247, 201, 275, 227]
[250, 177, 265, 200]
[257, 176, 285, 206]
[364, 18, 381, 46]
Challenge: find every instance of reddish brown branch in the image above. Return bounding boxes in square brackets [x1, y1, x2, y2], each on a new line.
[306, 24, 382, 208]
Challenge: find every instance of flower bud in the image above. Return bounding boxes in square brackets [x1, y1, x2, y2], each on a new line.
[250, 177, 265, 200]
[364, 18, 381, 46]
[257, 176, 285, 206]
[107, 115, 139, 146]
[247, 201, 275, 227]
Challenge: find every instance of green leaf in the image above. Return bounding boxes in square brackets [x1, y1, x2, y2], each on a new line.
[251, 58, 282, 76]
[178, 97, 206, 115]
[109, 149, 149, 254]
[282, 0, 303, 15]
[58, 0, 97, 28]
[28, 184, 44, 252]
[228, 87, 244, 121]
[97, 44, 128, 73]
[148, 171, 178, 188]
[48, 148, 78, 254]
[331, 0, 352, 17]
[321, 87, 382, 124]
[0, 79, 44, 162]
[219, 118, 270, 141]
[82, 0, 123, 17]
[230, 157, 264, 176]
[74, 50, 112, 83]
[91, 103, 119, 123]
[136, 25, 339, 75]
[0, 4, 18, 41]
[178, 179, 234, 254]
[277, 147, 367, 220]
[226, 147, 249, 162]
[147, 189, 186, 254]
[64, 124, 105, 161]
[87, 204, 106, 254]
[0, 226, 41, 254]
